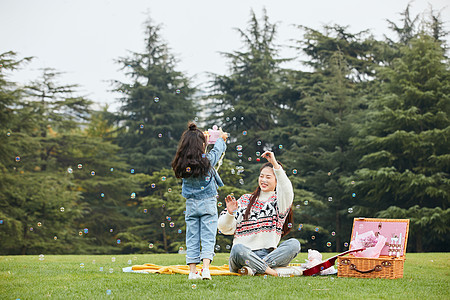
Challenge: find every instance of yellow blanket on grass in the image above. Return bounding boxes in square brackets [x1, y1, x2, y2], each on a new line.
[132, 264, 240, 276]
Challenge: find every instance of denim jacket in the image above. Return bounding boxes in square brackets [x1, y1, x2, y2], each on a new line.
[182, 138, 226, 200]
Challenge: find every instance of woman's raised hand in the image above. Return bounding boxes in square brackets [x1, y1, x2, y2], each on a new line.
[225, 194, 238, 214]
[261, 151, 280, 169]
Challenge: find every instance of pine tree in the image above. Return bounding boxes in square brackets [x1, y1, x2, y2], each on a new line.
[113, 17, 197, 174]
[350, 33, 450, 252]
[207, 8, 290, 189]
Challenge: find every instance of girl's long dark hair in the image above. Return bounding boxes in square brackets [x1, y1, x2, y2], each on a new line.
[243, 162, 294, 238]
[171, 122, 211, 178]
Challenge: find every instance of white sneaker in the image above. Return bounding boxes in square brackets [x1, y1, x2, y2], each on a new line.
[188, 272, 202, 280]
[238, 266, 254, 276]
[275, 266, 303, 277]
[201, 268, 212, 280]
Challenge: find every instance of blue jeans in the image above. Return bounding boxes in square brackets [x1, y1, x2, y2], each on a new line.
[229, 238, 301, 274]
[185, 196, 218, 264]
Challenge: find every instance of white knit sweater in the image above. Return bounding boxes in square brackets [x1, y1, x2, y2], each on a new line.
[218, 167, 294, 250]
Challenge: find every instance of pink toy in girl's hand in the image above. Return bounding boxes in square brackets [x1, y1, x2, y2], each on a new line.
[204, 125, 228, 144]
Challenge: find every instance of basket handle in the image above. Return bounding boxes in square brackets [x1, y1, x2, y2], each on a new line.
[349, 261, 392, 273]
[349, 264, 383, 273]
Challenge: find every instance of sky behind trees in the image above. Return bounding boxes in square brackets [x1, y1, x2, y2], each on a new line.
[1, 0, 449, 111]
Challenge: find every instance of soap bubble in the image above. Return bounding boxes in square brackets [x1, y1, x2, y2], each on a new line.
[90, 171, 95, 176]
[311, 236, 316, 240]
[101, 193, 105, 198]
[99, 267, 103, 271]
[37, 222, 42, 227]
[226, 117, 230, 121]
[80, 263, 85, 268]
[79, 231, 83, 236]
[344, 242, 349, 247]
[149, 243, 154, 249]
[226, 245, 231, 250]
[54, 236, 57, 240]
[60, 207, 65, 212]
[161, 223, 165, 228]
[15, 156, 21, 162]
[215, 245, 221, 251]
[351, 181, 355, 184]
[158, 133, 162, 138]
[328, 172, 332, 176]
[167, 216, 171, 221]
[109, 268, 113, 273]
[327, 242, 332, 247]
[315, 227, 319, 232]
[244, 260, 250, 265]
[109, 229, 113, 233]
[176, 89, 181, 94]
[304, 200, 308, 206]
[77, 164, 83, 169]
[237, 152, 243, 157]
[186, 167, 191, 173]
[92, 260, 96, 264]
[39, 254, 44, 261]
[29, 227, 33, 231]
[218, 202, 222, 207]
[111, 257, 116, 262]
[278, 145, 283, 149]
[191, 284, 197, 289]
[169, 222, 175, 228]
[161, 176, 166, 181]
[130, 192, 136, 199]
[67, 168, 73, 174]
[248, 157, 252, 161]
[84, 228, 89, 234]
[264, 275, 268, 279]
[106, 289, 112, 295]
[236, 145, 243, 151]
[179, 246, 184, 251]
[154, 97, 159, 103]
[117, 239, 121, 244]
[143, 209, 147, 213]
[6, 131, 11, 136]
[178, 229, 182, 234]
[348, 207, 353, 214]
[292, 169, 298, 175]
[239, 179, 244, 185]
[328, 197, 333, 202]
[110, 168, 114, 172]
[140, 124, 144, 129]
[151, 183, 156, 188]
[287, 223, 293, 228]
[257, 141, 262, 146]
[352, 193, 356, 197]
[130, 169, 135, 174]
[331, 231, 336, 236]
[242, 131, 247, 135]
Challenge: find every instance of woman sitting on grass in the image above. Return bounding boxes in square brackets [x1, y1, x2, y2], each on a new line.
[218, 151, 301, 277]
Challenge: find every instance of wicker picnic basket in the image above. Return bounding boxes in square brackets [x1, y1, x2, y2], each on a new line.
[337, 218, 410, 279]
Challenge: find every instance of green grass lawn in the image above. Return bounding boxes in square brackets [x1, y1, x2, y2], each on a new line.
[1, 252, 449, 299]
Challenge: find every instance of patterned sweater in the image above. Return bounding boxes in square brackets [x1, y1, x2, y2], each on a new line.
[217, 167, 294, 250]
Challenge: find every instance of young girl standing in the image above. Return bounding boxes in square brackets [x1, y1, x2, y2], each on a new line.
[172, 122, 227, 280]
